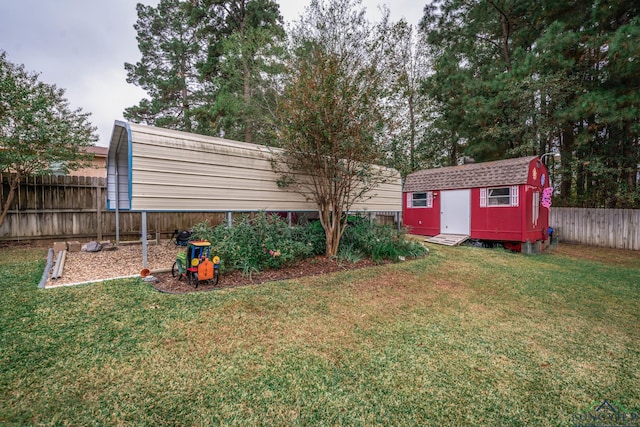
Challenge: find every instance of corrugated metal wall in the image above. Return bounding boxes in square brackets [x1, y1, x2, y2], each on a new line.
[109, 122, 402, 213]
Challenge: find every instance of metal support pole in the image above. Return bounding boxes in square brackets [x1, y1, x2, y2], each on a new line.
[287, 212, 292, 228]
[226, 211, 233, 228]
[95, 182, 103, 241]
[115, 165, 120, 245]
[141, 211, 147, 268]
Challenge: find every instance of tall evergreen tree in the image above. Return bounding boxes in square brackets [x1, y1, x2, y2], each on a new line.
[125, 0, 211, 133]
[420, 0, 640, 207]
[194, 0, 285, 144]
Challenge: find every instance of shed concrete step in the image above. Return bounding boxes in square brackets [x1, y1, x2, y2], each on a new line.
[425, 234, 470, 246]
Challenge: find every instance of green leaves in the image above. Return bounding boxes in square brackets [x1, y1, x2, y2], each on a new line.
[419, 0, 640, 207]
[125, 0, 285, 143]
[124, 0, 210, 133]
[0, 51, 97, 226]
[273, 0, 391, 255]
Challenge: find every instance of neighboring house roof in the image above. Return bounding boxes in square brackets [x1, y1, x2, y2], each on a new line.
[404, 156, 538, 192]
[85, 146, 108, 157]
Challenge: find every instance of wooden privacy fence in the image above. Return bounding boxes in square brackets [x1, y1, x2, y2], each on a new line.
[1, 173, 395, 242]
[0, 173, 225, 241]
[550, 207, 640, 250]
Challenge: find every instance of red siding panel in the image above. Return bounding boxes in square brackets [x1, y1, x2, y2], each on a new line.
[403, 191, 440, 236]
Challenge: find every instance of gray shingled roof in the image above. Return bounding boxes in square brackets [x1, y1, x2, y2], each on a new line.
[404, 156, 538, 192]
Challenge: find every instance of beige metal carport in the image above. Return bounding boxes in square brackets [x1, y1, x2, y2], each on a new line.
[106, 121, 403, 267]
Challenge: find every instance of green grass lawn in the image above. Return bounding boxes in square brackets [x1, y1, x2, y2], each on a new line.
[1, 243, 638, 426]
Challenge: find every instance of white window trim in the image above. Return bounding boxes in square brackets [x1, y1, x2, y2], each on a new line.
[510, 185, 519, 207]
[409, 191, 433, 208]
[482, 186, 519, 207]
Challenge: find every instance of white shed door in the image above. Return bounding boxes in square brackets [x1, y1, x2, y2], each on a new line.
[440, 190, 471, 235]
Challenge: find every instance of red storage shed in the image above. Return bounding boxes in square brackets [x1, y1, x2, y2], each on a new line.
[403, 156, 553, 251]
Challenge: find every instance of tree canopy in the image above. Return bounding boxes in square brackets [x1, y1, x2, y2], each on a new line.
[123, 0, 640, 209]
[0, 51, 97, 227]
[124, 0, 211, 133]
[420, 0, 640, 207]
[125, 0, 285, 144]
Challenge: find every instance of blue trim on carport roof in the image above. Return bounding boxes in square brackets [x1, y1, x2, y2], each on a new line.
[112, 120, 133, 211]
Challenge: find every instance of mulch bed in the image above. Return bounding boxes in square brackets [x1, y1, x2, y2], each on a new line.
[150, 256, 389, 293]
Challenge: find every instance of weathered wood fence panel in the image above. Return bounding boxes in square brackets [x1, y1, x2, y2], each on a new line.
[550, 207, 640, 250]
[1, 173, 225, 241]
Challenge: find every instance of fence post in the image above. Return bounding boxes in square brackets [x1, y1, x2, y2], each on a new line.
[95, 180, 103, 241]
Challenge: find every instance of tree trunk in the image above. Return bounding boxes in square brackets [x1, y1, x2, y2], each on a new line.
[243, 60, 252, 143]
[0, 173, 21, 229]
[318, 206, 344, 257]
[559, 125, 574, 205]
[408, 91, 416, 172]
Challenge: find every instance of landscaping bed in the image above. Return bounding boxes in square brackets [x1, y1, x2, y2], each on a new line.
[45, 242, 183, 287]
[151, 255, 388, 293]
[45, 240, 390, 291]
[44, 214, 427, 290]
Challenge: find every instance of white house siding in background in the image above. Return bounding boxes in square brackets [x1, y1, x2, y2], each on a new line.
[106, 121, 402, 213]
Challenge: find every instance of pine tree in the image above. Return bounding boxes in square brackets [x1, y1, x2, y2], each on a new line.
[194, 0, 285, 144]
[124, 0, 210, 133]
[419, 0, 640, 207]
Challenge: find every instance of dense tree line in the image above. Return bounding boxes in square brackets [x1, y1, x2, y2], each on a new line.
[125, 0, 284, 144]
[420, 0, 640, 207]
[124, 0, 640, 208]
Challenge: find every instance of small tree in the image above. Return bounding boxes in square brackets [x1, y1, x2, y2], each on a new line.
[0, 51, 97, 227]
[272, 0, 391, 256]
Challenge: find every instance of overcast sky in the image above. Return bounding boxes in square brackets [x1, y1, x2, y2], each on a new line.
[0, 0, 426, 147]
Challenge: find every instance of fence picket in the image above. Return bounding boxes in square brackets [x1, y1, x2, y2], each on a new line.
[551, 207, 640, 250]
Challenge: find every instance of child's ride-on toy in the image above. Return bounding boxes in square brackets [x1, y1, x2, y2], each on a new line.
[172, 241, 220, 287]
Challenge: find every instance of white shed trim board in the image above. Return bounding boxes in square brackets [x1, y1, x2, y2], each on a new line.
[106, 121, 402, 214]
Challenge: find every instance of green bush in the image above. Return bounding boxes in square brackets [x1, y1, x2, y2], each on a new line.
[290, 219, 326, 256]
[340, 216, 427, 262]
[190, 212, 313, 276]
[190, 212, 426, 273]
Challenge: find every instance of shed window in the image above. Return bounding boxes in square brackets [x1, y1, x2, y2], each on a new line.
[410, 192, 432, 208]
[481, 186, 519, 207]
[488, 188, 510, 205]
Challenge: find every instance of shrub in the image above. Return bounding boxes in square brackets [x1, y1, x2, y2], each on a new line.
[190, 212, 313, 275]
[340, 216, 427, 262]
[290, 219, 326, 256]
[189, 212, 427, 274]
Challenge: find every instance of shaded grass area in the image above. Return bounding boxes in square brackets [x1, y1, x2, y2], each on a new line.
[1, 244, 638, 425]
